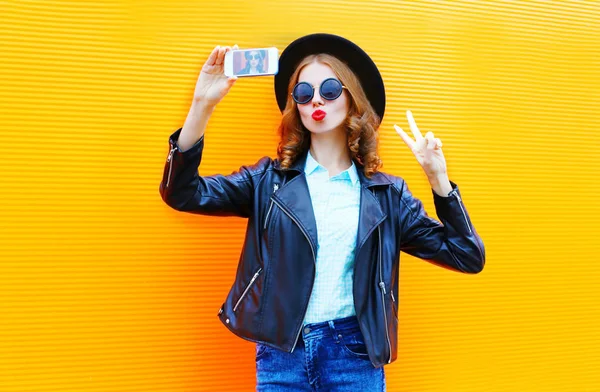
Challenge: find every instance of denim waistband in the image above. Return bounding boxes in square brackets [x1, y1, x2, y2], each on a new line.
[301, 315, 361, 340]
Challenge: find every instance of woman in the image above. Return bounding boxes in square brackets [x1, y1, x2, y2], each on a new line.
[160, 33, 485, 391]
[237, 49, 266, 75]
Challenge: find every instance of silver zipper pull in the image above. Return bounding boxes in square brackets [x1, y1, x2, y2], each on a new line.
[167, 146, 176, 162]
[233, 267, 263, 312]
[165, 146, 177, 187]
[264, 200, 274, 230]
[379, 281, 386, 294]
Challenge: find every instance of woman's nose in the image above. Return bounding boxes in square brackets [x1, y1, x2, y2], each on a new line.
[311, 92, 324, 106]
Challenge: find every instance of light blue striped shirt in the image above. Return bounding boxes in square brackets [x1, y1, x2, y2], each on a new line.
[302, 150, 361, 325]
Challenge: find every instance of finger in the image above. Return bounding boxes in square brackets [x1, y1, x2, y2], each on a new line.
[206, 45, 219, 66]
[233, 44, 239, 50]
[222, 46, 232, 63]
[407, 110, 423, 141]
[435, 138, 442, 148]
[216, 46, 226, 65]
[426, 136, 436, 150]
[424, 131, 436, 150]
[216, 46, 225, 65]
[394, 124, 416, 150]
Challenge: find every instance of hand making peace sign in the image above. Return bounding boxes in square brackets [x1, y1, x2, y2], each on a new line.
[394, 110, 447, 180]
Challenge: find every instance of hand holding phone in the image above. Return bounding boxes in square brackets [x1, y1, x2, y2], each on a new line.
[224, 47, 279, 78]
[193, 45, 239, 107]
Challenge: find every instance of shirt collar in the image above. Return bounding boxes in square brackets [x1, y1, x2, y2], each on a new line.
[304, 150, 360, 186]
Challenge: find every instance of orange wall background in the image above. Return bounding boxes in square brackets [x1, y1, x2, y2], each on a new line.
[1, 1, 599, 391]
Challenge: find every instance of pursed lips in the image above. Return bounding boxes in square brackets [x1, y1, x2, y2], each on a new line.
[312, 110, 326, 121]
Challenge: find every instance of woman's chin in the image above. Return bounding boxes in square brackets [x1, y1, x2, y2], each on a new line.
[303, 119, 344, 135]
[306, 126, 339, 135]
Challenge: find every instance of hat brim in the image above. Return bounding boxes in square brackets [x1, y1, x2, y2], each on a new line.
[274, 33, 386, 121]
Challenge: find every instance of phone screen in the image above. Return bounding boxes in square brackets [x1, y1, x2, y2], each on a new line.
[232, 49, 271, 76]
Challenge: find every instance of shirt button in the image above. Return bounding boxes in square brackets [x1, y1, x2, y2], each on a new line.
[304, 327, 311, 334]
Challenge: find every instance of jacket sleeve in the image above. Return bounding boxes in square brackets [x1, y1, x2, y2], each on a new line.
[158, 127, 270, 218]
[397, 179, 486, 274]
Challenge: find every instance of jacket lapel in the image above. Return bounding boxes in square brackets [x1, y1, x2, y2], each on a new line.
[271, 173, 319, 256]
[272, 152, 391, 260]
[355, 162, 391, 248]
[272, 150, 318, 256]
[355, 185, 387, 252]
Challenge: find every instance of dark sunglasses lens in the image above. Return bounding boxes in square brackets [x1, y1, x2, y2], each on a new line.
[321, 79, 342, 100]
[293, 83, 313, 103]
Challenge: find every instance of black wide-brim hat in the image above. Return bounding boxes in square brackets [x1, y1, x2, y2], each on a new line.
[274, 33, 386, 121]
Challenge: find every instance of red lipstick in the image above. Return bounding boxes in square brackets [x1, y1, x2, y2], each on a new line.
[312, 110, 326, 121]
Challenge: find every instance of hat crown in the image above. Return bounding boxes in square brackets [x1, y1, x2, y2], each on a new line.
[274, 33, 386, 121]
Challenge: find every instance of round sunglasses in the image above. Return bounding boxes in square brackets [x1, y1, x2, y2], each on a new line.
[291, 78, 347, 104]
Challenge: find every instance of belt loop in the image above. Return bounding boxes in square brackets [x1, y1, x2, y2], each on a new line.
[328, 320, 340, 343]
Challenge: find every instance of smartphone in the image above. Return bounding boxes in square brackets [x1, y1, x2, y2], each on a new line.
[224, 47, 279, 77]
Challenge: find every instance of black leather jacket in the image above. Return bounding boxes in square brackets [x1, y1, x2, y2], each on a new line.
[159, 127, 485, 368]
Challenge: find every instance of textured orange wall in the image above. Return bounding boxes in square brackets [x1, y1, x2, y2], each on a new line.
[1, 1, 599, 391]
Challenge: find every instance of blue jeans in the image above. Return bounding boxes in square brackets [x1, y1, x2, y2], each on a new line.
[255, 316, 386, 391]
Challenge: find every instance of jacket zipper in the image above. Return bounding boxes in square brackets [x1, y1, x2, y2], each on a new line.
[233, 267, 263, 312]
[451, 190, 472, 234]
[391, 289, 397, 319]
[270, 197, 316, 353]
[264, 200, 274, 230]
[165, 146, 177, 188]
[378, 225, 393, 364]
[270, 198, 316, 262]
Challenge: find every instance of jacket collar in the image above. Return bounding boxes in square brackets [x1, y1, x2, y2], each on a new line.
[271, 148, 389, 262]
[304, 150, 360, 186]
[273, 149, 392, 188]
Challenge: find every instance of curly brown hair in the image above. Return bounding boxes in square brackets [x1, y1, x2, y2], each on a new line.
[276, 54, 383, 178]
